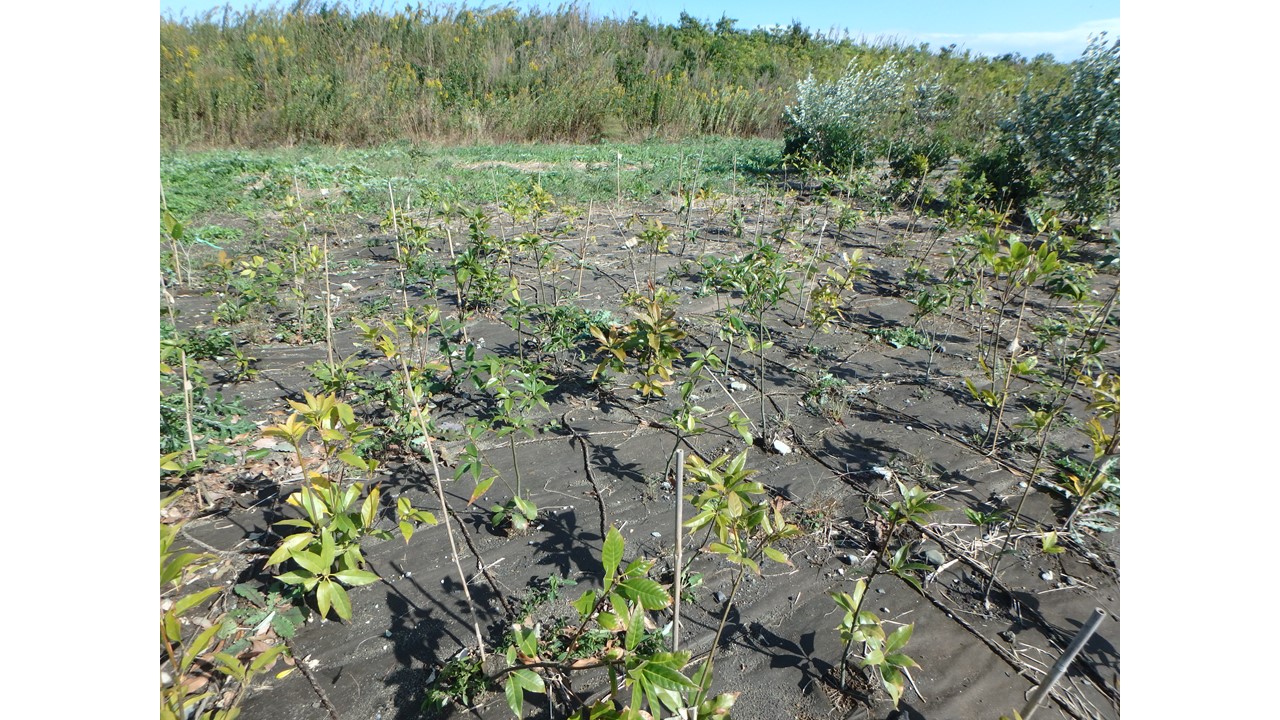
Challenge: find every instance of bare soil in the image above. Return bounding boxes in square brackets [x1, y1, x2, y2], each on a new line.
[167, 189, 1120, 720]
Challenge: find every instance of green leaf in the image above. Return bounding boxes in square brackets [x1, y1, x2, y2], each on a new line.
[882, 666, 906, 707]
[334, 569, 380, 587]
[161, 552, 208, 587]
[469, 475, 496, 506]
[214, 652, 247, 682]
[274, 569, 315, 586]
[315, 579, 334, 618]
[683, 509, 714, 532]
[619, 577, 671, 610]
[163, 612, 182, 643]
[885, 653, 919, 670]
[885, 623, 914, 654]
[831, 591, 857, 616]
[763, 546, 790, 566]
[572, 590, 597, 619]
[602, 527, 624, 589]
[173, 586, 222, 616]
[360, 486, 379, 528]
[504, 675, 524, 718]
[267, 533, 314, 568]
[512, 668, 545, 694]
[329, 580, 354, 620]
[339, 451, 368, 472]
[637, 659, 697, 691]
[181, 621, 225, 673]
[514, 625, 539, 657]
[624, 600, 644, 651]
[513, 495, 537, 520]
[290, 549, 328, 577]
[234, 583, 266, 606]
[318, 528, 336, 569]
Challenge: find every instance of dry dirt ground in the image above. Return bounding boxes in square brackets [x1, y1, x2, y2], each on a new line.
[166, 188, 1120, 720]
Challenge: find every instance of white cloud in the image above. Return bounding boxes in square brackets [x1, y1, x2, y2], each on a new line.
[913, 18, 1120, 60]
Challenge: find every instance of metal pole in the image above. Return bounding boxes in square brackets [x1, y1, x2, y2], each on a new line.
[1020, 607, 1107, 719]
[673, 450, 684, 652]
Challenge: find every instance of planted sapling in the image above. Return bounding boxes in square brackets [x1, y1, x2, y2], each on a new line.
[834, 481, 945, 691]
[475, 355, 556, 532]
[264, 392, 437, 620]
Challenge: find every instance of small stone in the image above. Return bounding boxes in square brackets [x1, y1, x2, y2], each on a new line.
[876, 588, 885, 594]
[841, 554, 857, 565]
[651, 531, 662, 538]
[880, 607, 890, 613]
[1063, 575, 1078, 586]
[999, 630, 1016, 643]
[905, 425, 913, 431]
[384, 630, 393, 638]
[713, 591, 728, 604]
[837, 568, 845, 576]
[1040, 570, 1054, 582]
[729, 380, 748, 392]
[772, 439, 792, 455]
[340, 282, 358, 293]
[924, 549, 946, 566]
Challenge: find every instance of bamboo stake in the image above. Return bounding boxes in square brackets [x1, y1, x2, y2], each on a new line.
[386, 181, 410, 311]
[672, 450, 684, 652]
[577, 201, 593, 297]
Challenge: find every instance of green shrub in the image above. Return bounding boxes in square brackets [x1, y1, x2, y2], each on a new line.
[889, 135, 953, 181]
[960, 141, 1044, 213]
[1009, 35, 1119, 221]
[783, 57, 910, 171]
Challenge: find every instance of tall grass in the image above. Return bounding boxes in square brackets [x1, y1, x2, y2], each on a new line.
[161, 2, 1069, 148]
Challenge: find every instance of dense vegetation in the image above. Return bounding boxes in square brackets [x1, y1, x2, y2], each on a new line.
[161, 1, 1070, 148]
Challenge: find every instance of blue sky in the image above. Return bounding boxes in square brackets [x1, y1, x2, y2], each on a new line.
[159, 1, 1120, 60]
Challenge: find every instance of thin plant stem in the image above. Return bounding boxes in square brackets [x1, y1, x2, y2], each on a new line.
[792, 219, 827, 323]
[988, 290, 1030, 452]
[398, 356, 487, 659]
[982, 286, 1118, 605]
[981, 430, 1051, 608]
[838, 515, 899, 690]
[692, 560, 747, 708]
[508, 433, 522, 498]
